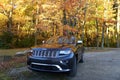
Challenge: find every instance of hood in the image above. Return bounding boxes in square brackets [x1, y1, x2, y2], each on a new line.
[32, 44, 76, 51]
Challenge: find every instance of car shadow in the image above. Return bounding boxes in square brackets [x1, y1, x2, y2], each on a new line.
[22, 70, 71, 80]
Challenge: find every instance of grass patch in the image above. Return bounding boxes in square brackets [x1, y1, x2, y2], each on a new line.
[15, 63, 26, 68]
[0, 72, 13, 80]
[0, 48, 28, 80]
[0, 57, 27, 80]
[0, 48, 28, 56]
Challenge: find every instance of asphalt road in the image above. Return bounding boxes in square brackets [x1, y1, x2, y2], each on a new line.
[73, 49, 120, 80]
[10, 49, 120, 80]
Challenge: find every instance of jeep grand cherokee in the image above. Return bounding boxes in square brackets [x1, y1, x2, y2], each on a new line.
[27, 36, 84, 76]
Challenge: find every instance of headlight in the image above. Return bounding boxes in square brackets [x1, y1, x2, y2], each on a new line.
[27, 50, 33, 57]
[27, 50, 33, 53]
[59, 50, 71, 55]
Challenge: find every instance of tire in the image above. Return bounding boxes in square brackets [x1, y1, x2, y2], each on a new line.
[79, 53, 84, 63]
[79, 47, 84, 63]
[69, 57, 77, 77]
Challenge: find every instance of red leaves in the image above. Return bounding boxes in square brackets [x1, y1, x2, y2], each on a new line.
[64, 0, 78, 10]
[0, 57, 26, 71]
[64, 0, 85, 11]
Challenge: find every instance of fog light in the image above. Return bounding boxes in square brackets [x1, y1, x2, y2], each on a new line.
[60, 61, 63, 64]
[60, 60, 68, 64]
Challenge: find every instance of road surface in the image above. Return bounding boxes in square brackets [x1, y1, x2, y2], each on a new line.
[10, 49, 120, 80]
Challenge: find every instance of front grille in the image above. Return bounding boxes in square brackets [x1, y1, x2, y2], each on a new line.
[33, 50, 58, 58]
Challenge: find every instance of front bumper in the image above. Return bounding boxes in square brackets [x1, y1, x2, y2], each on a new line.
[27, 53, 74, 72]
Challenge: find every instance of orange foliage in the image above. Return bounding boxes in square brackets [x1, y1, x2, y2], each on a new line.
[105, 19, 116, 24]
[0, 3, 4, 9]
[64, 0, 83, 11]
[36, 23, 49, 31]
[64, 25, 78, 32]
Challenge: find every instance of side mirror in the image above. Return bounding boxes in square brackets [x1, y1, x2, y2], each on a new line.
[77, 40, 83, 44]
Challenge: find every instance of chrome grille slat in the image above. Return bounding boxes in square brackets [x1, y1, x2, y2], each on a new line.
[48, 51, 50, 57]
[40, 51, 43, 56]
[43, 51, 46, 57]
[33, 50, 57, 58]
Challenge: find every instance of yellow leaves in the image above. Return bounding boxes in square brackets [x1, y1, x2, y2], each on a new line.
[0, 13, 8, 26]
[42, 4, 56, 10]
[39, 0, 63, 28]
[0, 13, 8, 34]
[0, 13, 7, 19]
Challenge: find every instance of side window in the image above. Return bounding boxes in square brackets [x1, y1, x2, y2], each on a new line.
[69, 36, 76, 44]
[58, 37, 63, 43]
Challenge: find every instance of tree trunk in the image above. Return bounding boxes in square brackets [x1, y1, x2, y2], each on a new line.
[95, 18, 99, 49]
[35, 0, 39, 46]
[7, 17, 12, 32]
[81, 3, 87, 41]
[7, 0, 13, 33]
[101, 22, 105, 48]
[81, 21, 85, 42]
[106, 27, 110, 47]
[116, 1, 120, 48]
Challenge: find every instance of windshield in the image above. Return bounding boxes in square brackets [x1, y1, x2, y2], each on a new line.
[46, 36, 76, 44]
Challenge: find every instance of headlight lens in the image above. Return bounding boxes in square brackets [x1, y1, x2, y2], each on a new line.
[59, 50, 71, 55]
[28, 50, 33, 53]
[27, 50, 33, 57]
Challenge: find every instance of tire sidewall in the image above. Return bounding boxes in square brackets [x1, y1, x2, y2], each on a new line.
[69, 56, 77, 77]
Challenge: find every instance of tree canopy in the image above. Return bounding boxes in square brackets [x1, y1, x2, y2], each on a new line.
[0, 0, 119, 48]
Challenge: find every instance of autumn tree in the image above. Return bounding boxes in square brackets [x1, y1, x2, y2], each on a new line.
[0, 0, 119, 48]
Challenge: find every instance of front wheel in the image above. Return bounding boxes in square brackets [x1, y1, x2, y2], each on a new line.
[79, 53, 84, 63]
[69, 57, 77, 77]
[78, 47, 84, 63]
